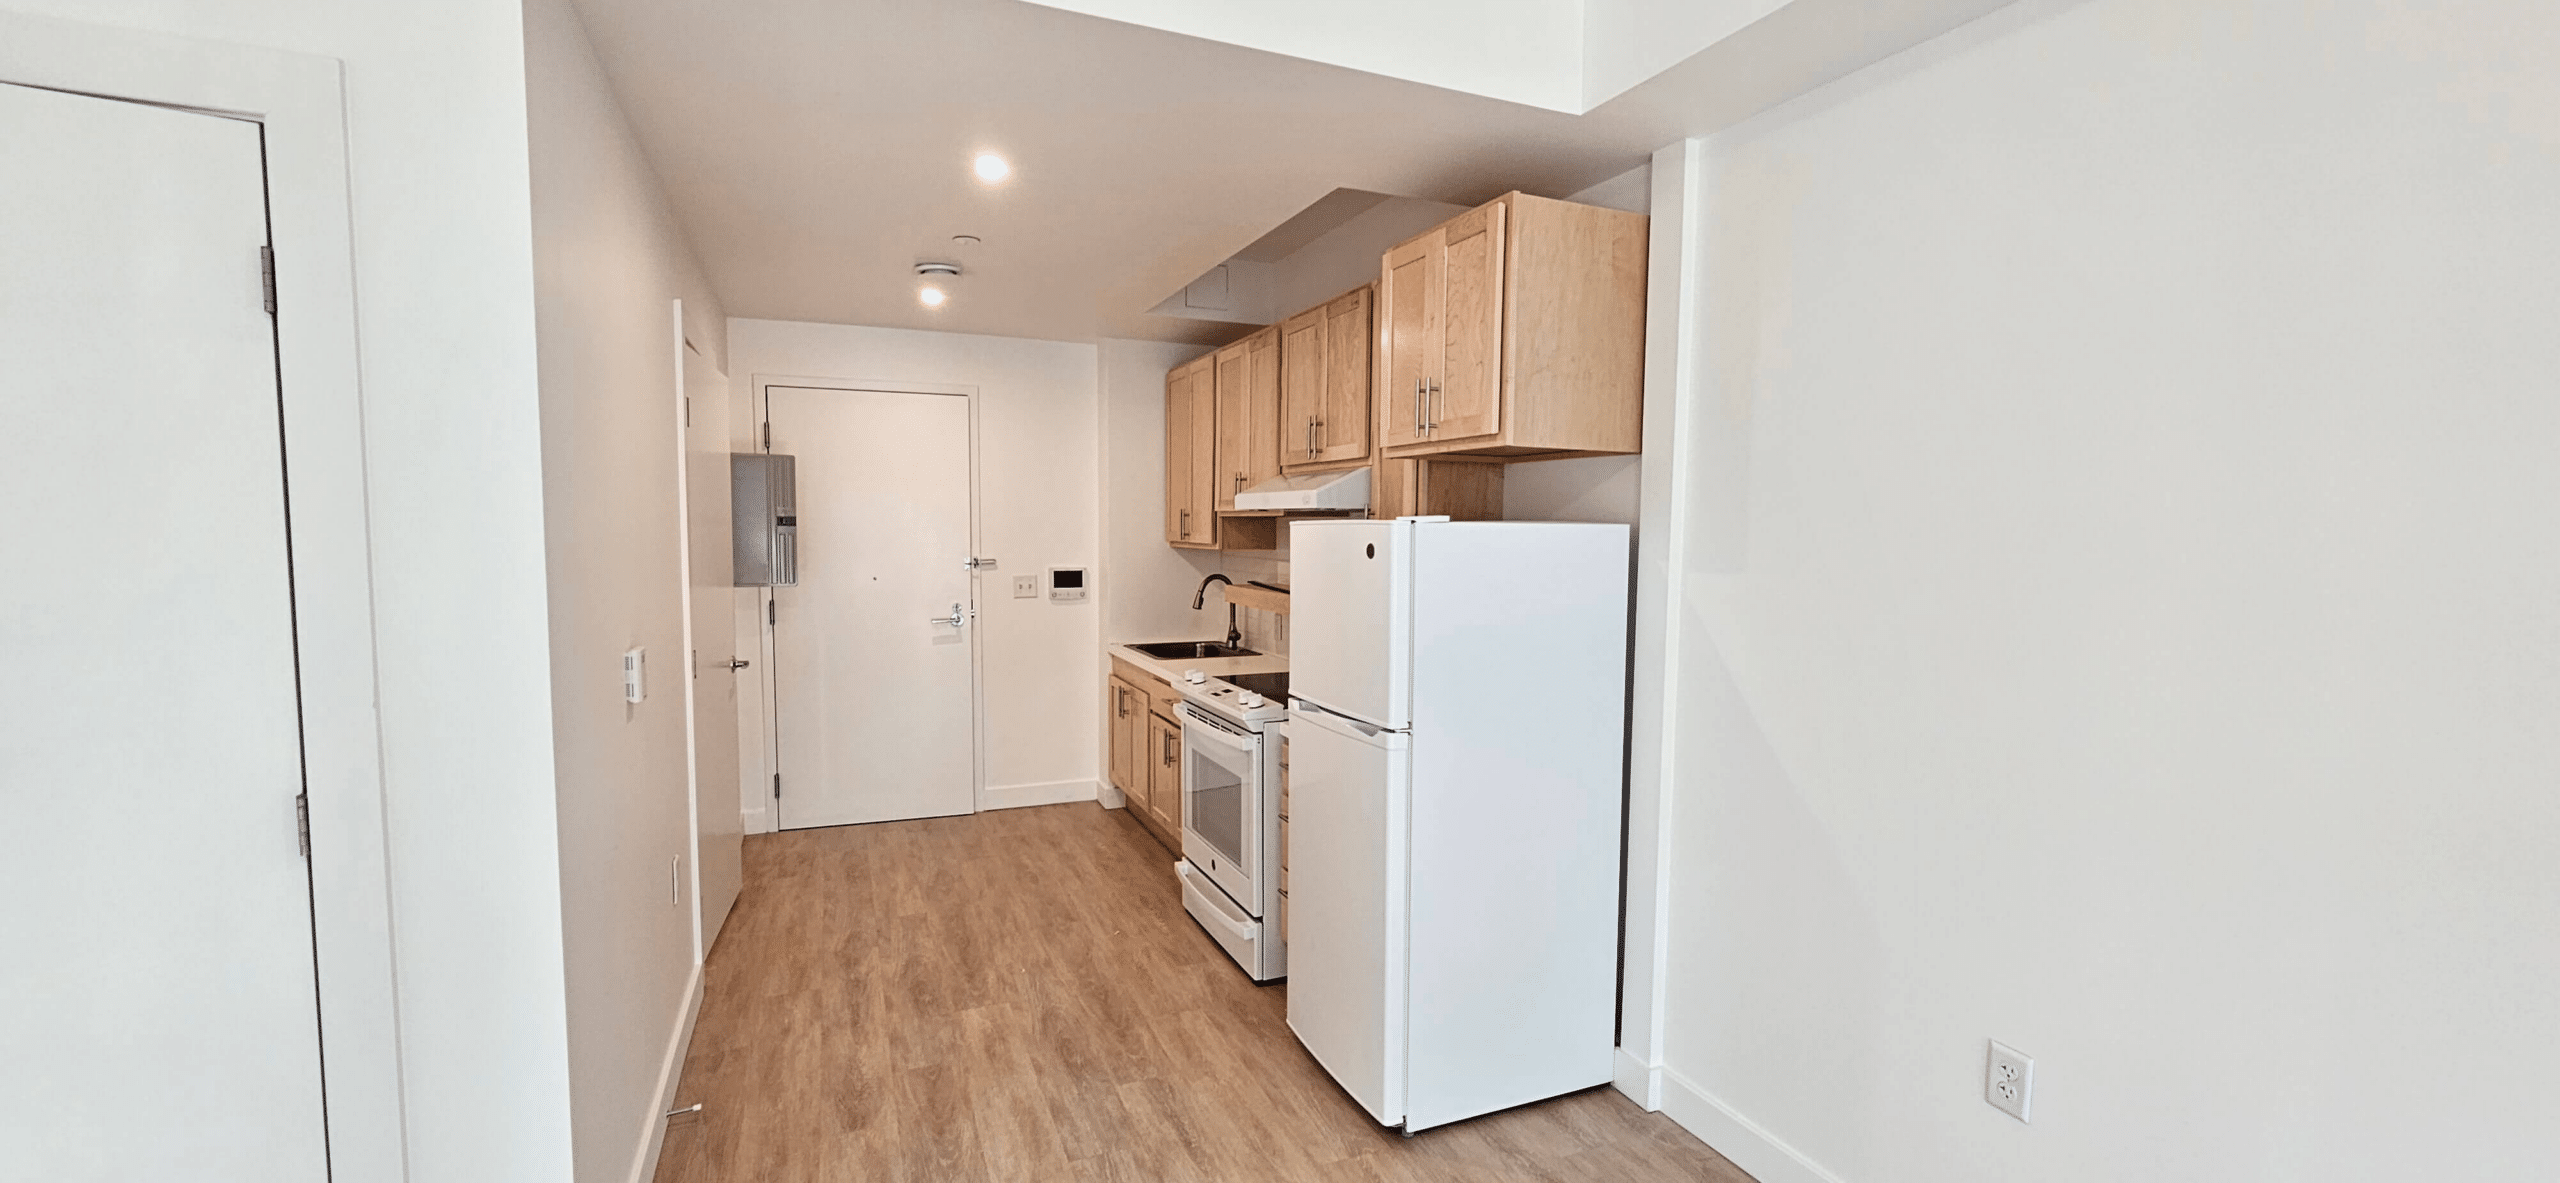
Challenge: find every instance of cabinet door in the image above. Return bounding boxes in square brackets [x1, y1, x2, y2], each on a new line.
[1149, 713, 1184, 834]
[1166, 365, 1198, 544]
[1107, 677, 1137, 794]
[1318, 285, 1373, 464]
[1433, 201, 1505, 443]
[1188, 359, 1221, 544]
[1213, 342, 1250, 510]
[1246, 326, 1284, 491]
[1280, 306, 1326, 469]
[1378, 232, 1440, 451]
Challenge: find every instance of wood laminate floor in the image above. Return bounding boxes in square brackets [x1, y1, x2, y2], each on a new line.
[652, 802, 1755, 1183]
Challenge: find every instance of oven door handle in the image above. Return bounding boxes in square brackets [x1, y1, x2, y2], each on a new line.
[1178, 708, 1260, 753]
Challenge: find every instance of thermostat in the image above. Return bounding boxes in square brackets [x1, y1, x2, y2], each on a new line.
[1047, 567, 1088, 603]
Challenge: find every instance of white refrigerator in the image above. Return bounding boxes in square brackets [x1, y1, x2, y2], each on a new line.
[1284, 517, 1631, 1134]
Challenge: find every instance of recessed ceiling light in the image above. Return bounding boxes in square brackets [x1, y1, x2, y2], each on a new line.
[918, 286, 947, 308]
[973, 153, 1011, 184]
[914, 261, 961, 277]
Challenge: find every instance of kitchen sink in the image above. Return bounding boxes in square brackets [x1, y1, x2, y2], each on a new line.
[1128, 640, 1259, 660]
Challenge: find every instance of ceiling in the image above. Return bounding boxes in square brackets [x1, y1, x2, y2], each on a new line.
[568, 0, 2018, 343]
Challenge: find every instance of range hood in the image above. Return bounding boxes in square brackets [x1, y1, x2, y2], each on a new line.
[1233, 467, 1371, 512]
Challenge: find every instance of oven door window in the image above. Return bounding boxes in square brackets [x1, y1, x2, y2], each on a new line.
[1181, 714, 1257, 900]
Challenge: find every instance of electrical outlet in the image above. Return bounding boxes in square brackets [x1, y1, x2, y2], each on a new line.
[1012, 574, 1039, 599]
[1985, 1041, 2033, 1123]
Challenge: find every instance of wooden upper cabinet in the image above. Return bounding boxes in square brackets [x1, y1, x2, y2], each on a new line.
[1379, 236, 1439, 452]
[1245, 327, 1283, 491]
[1280, 305, 1326, 467]
[1318, 286, 1373, 465]
[1375, 192, 1647, 461]
[1434, 202, 1505, 443]
[1280, 284, 1374, 473]
[1166, 355, 1218, 548]
[1213, 339, 1251, 510]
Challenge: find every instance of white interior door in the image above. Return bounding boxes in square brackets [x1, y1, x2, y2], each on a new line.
[0, 82, 328, 1178]
[768, 385, 978, 827]
[679, 329, 743, 950]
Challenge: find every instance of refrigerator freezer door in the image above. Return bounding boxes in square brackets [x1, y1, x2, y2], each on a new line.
[1282, 702, 1410, 1127]
[1286, 519, 1411, 729]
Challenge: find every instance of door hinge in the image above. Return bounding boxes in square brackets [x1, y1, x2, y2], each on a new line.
[768, 598, 776, 625]
[773, 773, 781, 799]
[762, 421, 772, 449]
[260, 245, 277, 316]
[683, 396, 692, 428]
[295, 791, 311, 859]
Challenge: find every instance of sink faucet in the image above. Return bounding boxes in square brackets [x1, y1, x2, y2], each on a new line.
[1192, 573, 1243, 650]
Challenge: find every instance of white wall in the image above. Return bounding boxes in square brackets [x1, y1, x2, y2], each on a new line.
[1654, 2, 2560, 1180]
[523, 1, 726, 1180]
[0, 2, 572, 1178]
[1581, 0, 1788, 109]
[1013, 0, 1583, 113]
[730, 319, 1103, 806]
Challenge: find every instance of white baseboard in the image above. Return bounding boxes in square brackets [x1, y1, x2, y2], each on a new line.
[1657, 1064, 1846, 1183]
[1613, 1047, 1662, 1110]
[740, 804, 773, 835]
[981, 778, 1097, 811]
[625, 963, 706, 1183]
[1097, 781, 1126, 809]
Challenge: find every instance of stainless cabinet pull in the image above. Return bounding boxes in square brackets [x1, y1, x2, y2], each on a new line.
[1179, 508, 1190, 538]
[1426, 378, 1440, 433]
[1413, 377, 1425, 437]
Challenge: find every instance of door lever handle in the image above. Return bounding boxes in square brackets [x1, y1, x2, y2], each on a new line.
[722, 658, 751, 670]
[926, 602, 967, 628]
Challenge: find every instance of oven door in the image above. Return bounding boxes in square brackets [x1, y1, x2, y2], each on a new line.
[1179, 702, 1263, 912]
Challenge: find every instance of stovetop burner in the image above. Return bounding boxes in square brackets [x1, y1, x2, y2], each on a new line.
[1220, 671, 1289, 700]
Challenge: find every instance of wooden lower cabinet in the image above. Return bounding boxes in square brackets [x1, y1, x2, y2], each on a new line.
[1146, 712, 1183, 844]
[1106, 675, 1143, 798]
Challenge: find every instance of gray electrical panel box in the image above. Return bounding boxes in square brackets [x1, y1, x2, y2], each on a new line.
[731, 453, 796, 586]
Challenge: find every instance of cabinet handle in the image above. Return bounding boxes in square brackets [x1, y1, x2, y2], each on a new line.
[1413, 377, 1425, 437]
[1426, 378, 1440, 433]
[1163, 733, 1177, 762]
[1313, 417, 1324, 456]
[1179, 508, 1190, 538]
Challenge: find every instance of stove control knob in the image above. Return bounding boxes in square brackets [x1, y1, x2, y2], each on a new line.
[1184, 670, 1207, 684]
[1239, 692, 1266, 709]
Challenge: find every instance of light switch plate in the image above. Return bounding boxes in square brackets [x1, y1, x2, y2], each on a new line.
[1012, 574, 1038, 599]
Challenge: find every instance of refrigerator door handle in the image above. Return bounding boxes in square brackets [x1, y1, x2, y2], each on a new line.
[1288, 696, 1388, 738]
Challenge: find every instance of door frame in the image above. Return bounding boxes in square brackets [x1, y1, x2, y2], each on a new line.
[749, 373, 989, 823]
[0, 13, 403, 1181]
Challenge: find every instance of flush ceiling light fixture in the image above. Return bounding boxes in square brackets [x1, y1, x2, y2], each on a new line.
[914, 261, 959, 309]
[972, 152, 1011, 184]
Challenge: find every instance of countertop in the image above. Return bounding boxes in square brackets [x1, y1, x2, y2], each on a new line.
[1107, 640, 1288, 687]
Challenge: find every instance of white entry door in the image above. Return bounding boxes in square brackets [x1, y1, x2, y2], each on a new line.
[0, 83, 328, 1178]
[679, 331, 743, 949]
[768, 386, 978, 827]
